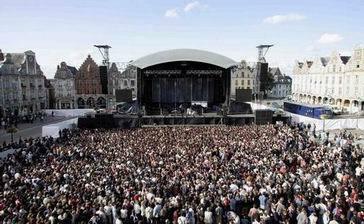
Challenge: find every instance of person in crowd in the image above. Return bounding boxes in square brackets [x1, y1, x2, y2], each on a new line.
[0, 124, 363, 224]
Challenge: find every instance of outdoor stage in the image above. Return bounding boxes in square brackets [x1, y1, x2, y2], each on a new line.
[133, 49, 236, 115]
[77, 113, 289, 129]
[78, 49, 289, 129]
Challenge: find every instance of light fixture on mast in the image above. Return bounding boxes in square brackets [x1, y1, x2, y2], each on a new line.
[94, 45, 111, 68]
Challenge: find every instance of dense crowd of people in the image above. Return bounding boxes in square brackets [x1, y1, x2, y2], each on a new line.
[0, 111, 47, 130]
[0, 124, 364, 223]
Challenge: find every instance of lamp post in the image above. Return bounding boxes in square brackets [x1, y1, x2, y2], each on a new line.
[355, 96, 363, 129]
[6, 125, 18, 143]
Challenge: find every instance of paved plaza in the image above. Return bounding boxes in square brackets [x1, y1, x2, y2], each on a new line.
[0, 116, 71, 144]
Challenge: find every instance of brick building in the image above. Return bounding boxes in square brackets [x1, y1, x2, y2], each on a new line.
[75, 55, 107, 109]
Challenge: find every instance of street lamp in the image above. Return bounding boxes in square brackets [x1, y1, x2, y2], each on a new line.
[355, 96, 363, 129]
[6, 125, 18, 143]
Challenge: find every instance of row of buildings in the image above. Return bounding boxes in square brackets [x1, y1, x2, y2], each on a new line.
[231, 60, 292, 99]
[291, 47, 364, 113]
[0, 50, 137, 117]
[0, 48, 292, 117]
[0, 50, 47, 117]
[49, 56, 137, 110]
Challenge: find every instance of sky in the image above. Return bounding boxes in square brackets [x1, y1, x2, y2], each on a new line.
[1, 0, 364, 78]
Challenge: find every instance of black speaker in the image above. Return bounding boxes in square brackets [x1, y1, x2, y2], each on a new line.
[115, 89, 133, 102]
[95, 114, 115, 128]
[254, 109, 273, 125]
[258, 63, 269, 93]
[259, 63, 269, 80]
[236, 89, 252, 102]
[229, 101, 253, 114]
[99, 66, 108, 94]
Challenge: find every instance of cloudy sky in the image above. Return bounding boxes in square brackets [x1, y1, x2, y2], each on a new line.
[1, 0, 363, 78]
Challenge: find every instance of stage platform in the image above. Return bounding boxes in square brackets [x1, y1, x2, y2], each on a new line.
[78, 113, 289, 129]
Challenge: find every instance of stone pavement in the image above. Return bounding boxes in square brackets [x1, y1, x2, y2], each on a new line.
[0, 116, 71, 144]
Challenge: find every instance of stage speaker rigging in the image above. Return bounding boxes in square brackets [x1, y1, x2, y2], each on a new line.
[99, 66, 108, 94]
[254, 109, 273, 125]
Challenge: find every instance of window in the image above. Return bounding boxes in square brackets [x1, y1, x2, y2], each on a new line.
[339, 77, 342, 84]
[332, 76, 335, 84]
[247, 80, 251, 85]
[357, 65, 360, 68]
[325, 77, 329, 84]
[131, 80, 135, 87]
[124, 80, 128, 86]
[241, 80, 244, 86]
[242, 72, 244, 78]
[333, 65, 336, 72]
[235, 80, 238, 86]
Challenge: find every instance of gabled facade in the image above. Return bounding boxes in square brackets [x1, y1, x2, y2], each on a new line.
[267, 67, 292, 99]
[231, 60, 255, 98]
[0, 50, 47, 117]
[50, 62, 77, 109]
[75, 55, 107, 109]
[292, 47, 364, 113]
[108, 63, 137, 106]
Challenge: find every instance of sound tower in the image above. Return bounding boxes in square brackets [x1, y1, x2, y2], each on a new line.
[236, 88, 252, 102]
[259, 62, 269, 93]
[95, 113, 115, 128]
[115, 89, 133, 102]
[99, 66, 108, 94]
[254, 109, 273, 125]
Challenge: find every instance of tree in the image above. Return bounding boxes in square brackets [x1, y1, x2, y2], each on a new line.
[6, 125, 18, 143]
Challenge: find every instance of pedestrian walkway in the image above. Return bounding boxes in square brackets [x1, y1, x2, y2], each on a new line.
[0, 116, 70, 144]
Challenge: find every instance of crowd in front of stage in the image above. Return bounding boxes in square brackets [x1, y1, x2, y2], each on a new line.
[0, 123, 364, 224]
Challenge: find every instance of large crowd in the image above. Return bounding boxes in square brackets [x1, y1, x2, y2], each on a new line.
[0, 124, 364, 224]
[0, 112, 47, 130]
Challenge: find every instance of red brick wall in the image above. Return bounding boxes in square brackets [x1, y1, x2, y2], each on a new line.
[75, 55, 102, 94]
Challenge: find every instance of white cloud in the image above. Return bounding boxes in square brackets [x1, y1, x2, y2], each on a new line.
[263, 13, 306, 24]
[165, 8, 179, 18]
[184, 1, 207, 12]
[317, 33, 343, 44]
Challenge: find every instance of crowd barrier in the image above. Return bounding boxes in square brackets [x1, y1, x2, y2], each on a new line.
[44, 109, 95, 117]
[42, 118, 78, 138]
[249, 102, 364, 131]
[288, 113, 364, 131]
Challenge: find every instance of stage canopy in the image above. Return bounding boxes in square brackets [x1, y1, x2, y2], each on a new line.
[131, 49, 237, 69]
